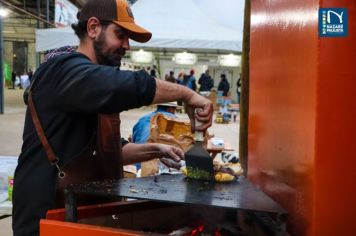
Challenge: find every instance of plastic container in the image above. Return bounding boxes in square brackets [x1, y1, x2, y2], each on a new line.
[0, 171, 7, 191]
[0, 157, 18, 201]
[7, 165, 17, 201]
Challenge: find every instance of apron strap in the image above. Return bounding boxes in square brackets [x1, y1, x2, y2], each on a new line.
[26, 61, 123, 181]
[28, 91, 58, 163]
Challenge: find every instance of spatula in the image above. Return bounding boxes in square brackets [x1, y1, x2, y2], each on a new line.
[185, 111, 214, 181]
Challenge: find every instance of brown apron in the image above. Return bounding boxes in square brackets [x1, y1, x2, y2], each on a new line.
[27, 90, 123, 207]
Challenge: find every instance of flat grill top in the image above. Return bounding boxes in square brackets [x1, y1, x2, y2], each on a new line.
[69, 174, 287, 215]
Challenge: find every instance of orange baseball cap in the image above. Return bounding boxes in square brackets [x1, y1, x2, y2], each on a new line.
[78, 0, 152, 43]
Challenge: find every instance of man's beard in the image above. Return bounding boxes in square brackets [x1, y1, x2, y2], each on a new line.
[93, 32, 125, 67]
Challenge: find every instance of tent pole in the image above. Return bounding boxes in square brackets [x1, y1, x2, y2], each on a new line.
[155, 53, 161, 79]
[46, 0, 50, 26]
[36, 0, 41, 68]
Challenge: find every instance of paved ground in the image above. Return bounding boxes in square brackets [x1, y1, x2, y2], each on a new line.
[0, 88, 239, 235]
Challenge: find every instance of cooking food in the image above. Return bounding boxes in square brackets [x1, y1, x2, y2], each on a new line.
[181, 162, 243, 182]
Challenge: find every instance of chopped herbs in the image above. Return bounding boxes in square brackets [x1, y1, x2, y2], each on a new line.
[187, 167, 213, 180]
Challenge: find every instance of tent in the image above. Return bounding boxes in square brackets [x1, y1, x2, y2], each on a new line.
[36, 26, 79, 52]
[128, 0, 243, 52]
[36, 0, 244, 52]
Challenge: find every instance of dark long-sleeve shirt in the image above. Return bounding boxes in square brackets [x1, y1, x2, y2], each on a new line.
[12, 50, 156, 236]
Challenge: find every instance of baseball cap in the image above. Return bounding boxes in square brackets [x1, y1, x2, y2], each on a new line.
[78, 0, 152, 43]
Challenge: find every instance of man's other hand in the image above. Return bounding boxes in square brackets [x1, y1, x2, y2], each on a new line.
[185, 93, 213, 132]
[157, 143, 184, 169]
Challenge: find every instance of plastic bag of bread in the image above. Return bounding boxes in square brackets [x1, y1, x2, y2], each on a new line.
[148, 113, 195, 152]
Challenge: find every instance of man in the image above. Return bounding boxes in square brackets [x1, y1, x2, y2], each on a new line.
[165, 70, 176, 83]
[217, 74, 230, 96]
[12, 0, 213, 235]
[198, 69, 214, 92]
[183, 69, 197, 91]
[236, 76, 241, 104]
[150, 68, 157, 79]
[27, 68, 34, 82]
[11, 70, 16, 89]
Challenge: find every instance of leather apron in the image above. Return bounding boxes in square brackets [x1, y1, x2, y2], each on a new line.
[27, 85, 123, 207]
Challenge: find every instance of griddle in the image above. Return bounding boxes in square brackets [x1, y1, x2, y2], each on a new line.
[65, 174, 286, 222]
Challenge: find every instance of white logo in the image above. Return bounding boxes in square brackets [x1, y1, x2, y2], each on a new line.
[327, 10, 343, 24]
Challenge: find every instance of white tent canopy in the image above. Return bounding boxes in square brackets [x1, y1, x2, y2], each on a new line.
[36, 26, 79, 52]
[36, 0, 244, 52]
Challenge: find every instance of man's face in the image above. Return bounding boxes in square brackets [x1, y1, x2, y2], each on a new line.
[167, 107, 177, 114]
[93, 23, 130, 67]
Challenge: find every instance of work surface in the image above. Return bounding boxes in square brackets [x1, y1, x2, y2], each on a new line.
[69, 174, 287, 215]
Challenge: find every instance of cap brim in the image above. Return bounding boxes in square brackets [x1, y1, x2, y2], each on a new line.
[113, 20, 152, 43]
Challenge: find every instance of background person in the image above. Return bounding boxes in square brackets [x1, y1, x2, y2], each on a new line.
[218, 73, 230, 96]
[132, 102, 178, 144]
[236, 76, 241, 104]
[165, 70, 176, 83]
[132, 102, 179, 170]
[27, 69, 34, 83]
[176, 71, 185, 85]
[20, 72, 30, 90]
[11, 70, 17, 89]
[183, 69, 197, 91]
[198, 69, 214, 92]
[150, 68, 157, 78]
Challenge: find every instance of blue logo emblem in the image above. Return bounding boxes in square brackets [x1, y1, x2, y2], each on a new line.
[319, 8, 348, 37]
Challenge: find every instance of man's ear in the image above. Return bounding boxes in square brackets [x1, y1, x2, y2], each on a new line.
[87, 17, 101, 39]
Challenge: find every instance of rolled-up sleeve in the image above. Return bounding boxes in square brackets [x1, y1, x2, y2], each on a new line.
[52, 56, 156, 113]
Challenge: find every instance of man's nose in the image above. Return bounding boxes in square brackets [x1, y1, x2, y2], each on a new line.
[123, 38, 130, 50]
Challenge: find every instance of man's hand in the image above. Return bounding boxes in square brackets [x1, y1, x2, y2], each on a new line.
[184, 93, 213, 132]
[157, 143, 184, 169]
[152, 79, 213, 132]
[122, 143, 184, 167]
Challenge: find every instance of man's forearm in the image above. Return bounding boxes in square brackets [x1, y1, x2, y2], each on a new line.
[122, 143, 163, 165]
[152, 79, 195, 104]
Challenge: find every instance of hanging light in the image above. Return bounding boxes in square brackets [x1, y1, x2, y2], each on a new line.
[218, 54, 241, 67]
[173, 52, 197, 65]
[0, 8, 9, 18]
[130, 49, 154, 63]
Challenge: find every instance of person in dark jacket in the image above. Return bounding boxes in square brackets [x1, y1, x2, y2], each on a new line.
[12, 1, 213, 235]
[11, 70, 17, 89]
[27, 69, 34, 82]
[218, 74, 230, 96]
[166, 70, 176, 83]
[150, 68, 157, 78]
[236, 76, 241, 104]
[198, 69, 214, 92]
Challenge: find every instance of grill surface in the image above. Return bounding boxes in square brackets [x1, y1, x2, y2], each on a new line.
[68, 174, 287, 215]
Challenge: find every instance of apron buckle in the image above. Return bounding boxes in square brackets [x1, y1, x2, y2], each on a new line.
[50, 157, 66, 179]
